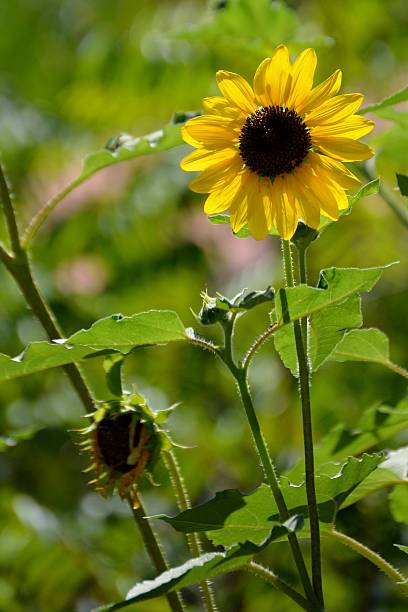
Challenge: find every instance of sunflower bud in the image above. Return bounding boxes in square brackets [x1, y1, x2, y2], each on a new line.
[81, 395, 169, 504]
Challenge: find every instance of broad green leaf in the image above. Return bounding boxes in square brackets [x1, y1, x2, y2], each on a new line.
[96, 535, 284, 611]
[348, 177, 380, 206]
[79, 123, 184, 183]
[343, 447, 408, 508]
[314, 398, 408, 464]
[157, 454, 382, 547]
[273, 265, 389, 375]
[329, 328, 390, 367]
[389, 485, 408, 525]
[273, 266, 389, 328]
[395, 545, 408, 556]
[0, 311, 187, 383]
[156, 487, 283, 546]
[359, 85, 408, 115]
[309, 294, 362, 371]
[376, 108, 408, 129]
[396, 173, 408, 197]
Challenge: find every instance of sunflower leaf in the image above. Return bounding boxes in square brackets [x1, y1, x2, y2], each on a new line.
[286, 398, 408, 482]
[396, 173, 408, 197]
[273, 265, 391, 375]
[342, 447, 408, 509]
[328, 328, 391, 367]
[80, 122, 184, 183]
[95, 534, 283, 611]
[0, 311, 187, 382]
[389, 485, 408, 525]
[156, 454, 382, 547]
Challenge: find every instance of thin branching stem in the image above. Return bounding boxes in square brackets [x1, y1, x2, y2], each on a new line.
[163, 450, 218, 612]
[218, 315, 317, 607]
[0, 162, 22, 254]
[281, 239, 324, 609]
[322, 530, 406, 586]
[22, 175, 85, 247]
[246, 562, 314, 611]
[0, 160, 187, 610]
[128, 493, 187, 612]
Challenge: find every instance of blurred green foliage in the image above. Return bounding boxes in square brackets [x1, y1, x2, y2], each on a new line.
[0, 0, 407, 610]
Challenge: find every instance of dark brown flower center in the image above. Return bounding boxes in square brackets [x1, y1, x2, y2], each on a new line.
[97, 413, 143, 473]
[238, 105, 312, 178]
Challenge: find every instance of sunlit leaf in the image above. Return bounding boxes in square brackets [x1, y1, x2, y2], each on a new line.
[79, 123, 184, 183]
[273, 265, 390, 374]
[286, 399, 408, 484]
[389, 485, 408, 525]
[343, 447, 408, 508]
[328, 328, 391, 367]
[157, 454, 382, 547]
[314, 398, 408, 464]
[0, 311, 187, 382]
[96, 534, 284, 611]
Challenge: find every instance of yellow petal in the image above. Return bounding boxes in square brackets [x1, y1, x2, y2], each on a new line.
[301, 170, 340, 220]
[286, 48, 317, 110]
[202, 96, 245, 119]
[230, 196, 248, 233]
[311, 116, 375, 139]
[204, 172, 245, 214]
[181, 148, 238, 172]
[260, 178, 275, 230]
[266, 44, 291, 106]
[273, 178, 298, 239]
[216, 71, 257, 114]
[246, 174, 269, 240]
[253, 57, 272, 107]
[285, 172, 320, 228]
[306, 93, 364, 127]
[182, 115, 238, 148]
[189, 156, 243, 194]
[312, 136, 374, 161]
[308, 152, 361, 189]
[296, 69, 342, 114]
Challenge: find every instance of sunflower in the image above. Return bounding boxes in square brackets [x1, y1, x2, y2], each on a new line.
[180, 45, 374, 240]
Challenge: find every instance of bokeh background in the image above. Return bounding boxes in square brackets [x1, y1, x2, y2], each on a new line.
[0, 1, 407, 610]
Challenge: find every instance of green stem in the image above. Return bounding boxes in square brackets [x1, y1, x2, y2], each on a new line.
[8, 250, 95, 414]
[296, 245, 308, 350]
[128, 493, 187, 612]
[163, 450, 218, 612]
[22, 175, 85, 247]
[0, 160, 185, 612]
[0, 163, 22, 254]
[360, 165, 408, 231]
[219, 317, 317, 607]
[282, 239, 324, 609]
[246, 562, 313, 611]
[323, 530, 406, 585]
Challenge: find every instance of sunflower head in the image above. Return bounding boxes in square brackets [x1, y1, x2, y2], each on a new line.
[181, 45, 374, 240]
[80, 394, 171, 502]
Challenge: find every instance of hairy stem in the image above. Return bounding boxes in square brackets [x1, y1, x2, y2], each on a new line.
[323, 530, 406, 585]
[128, 493, 187, 612]
[163, 450, 218, 612]
[0, 163, 22, 254]
[361, 165, 408, 231]
[219, 317, 317, 607]
[0, 160, 186, 610]
[246, 562, 313, 611]
[22, 175, 85, 247]
[282, 239, 324, 609]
